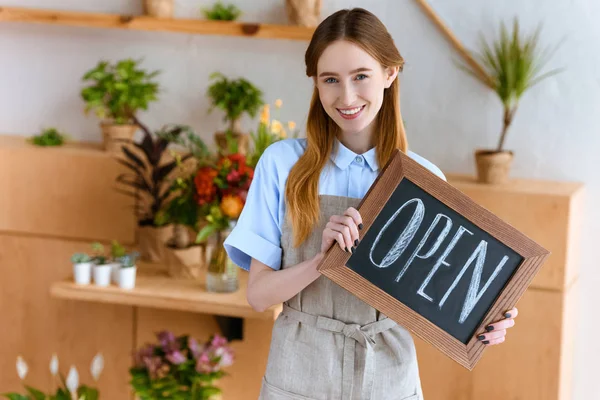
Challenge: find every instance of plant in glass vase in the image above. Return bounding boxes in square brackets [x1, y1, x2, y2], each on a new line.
[194, 152, 254, 293]
[130, 331, 234, 400]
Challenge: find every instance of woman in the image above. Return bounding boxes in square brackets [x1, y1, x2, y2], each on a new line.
[224, 7, 518, 400]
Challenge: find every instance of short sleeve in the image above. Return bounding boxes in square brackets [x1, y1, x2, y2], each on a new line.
[224, 147, 283, 271]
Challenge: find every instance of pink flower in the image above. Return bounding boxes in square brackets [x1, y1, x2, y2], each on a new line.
[211, 335, 228, 348]
[188, 337, 201, 359]
[133, 344, 154, 368]
[226, 169, 241, 183]
[166, 350, 186, 365]
[157, 331, 179, 352]
[194, 335, 235, 373]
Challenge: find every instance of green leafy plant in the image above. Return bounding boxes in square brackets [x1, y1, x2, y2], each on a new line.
[201, 1, 241, 21]
[115, 119, 194, 227]
[81, 59, 160, 125]
[3, 353, 103, 400]
[91, 242, 107, 265]
[461, 18, 563, 152]
[110, 240, 126, 259]
[130, 331, 233, 400]
[71, 253, 91, 264]
[207, 72, 264, 134]
[118, 252, 140, 268]
[29, 127, 67, 147]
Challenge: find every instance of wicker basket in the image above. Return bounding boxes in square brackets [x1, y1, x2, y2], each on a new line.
[143, 0, 174, 18]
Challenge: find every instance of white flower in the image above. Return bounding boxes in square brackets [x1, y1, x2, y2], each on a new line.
[66, 366, 79, 394]
[50, 353, 59, 376]
[90, 353, 104, 381]
[16, 356, 28, 380]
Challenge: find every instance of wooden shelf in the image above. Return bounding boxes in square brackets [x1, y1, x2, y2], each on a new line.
[50, 267, 281, 320]
[0, 6, 315, 41]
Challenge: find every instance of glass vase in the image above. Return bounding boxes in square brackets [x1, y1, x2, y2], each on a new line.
[206, 224, 238, 293]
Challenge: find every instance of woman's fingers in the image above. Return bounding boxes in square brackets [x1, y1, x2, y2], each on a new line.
[325, 222, 353, 252]
[485, 317, 515, 332]
[329, 215, 359, 249]
[477, 329, 506, 343]
[344, 207, 363, 231]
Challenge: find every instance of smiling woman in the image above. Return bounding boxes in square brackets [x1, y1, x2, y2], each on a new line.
[222, 7, 492, 400]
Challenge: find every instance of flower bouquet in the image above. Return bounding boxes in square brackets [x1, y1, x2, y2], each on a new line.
[3, 353, 104, 400]
[130, 331, 234, 400]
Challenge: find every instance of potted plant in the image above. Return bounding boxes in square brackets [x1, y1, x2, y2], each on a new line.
[461, 18, 563, 184]
[248, 99, 300, 168]
[29, 127, 67, 147]
[71, 252, 92, 285]
[3, 353, 103, 400]
[117, 251, 140, 290]
[115, 120, 194, 263]
[130, 331, 233, 400]
[90, 242, 112, 287]
[109, 240, 127, 283]
[286, 0, 322, 27]
[207, 72, 264, 156]
[201, 1, 242, 20]
[81, 59, 160, 156]
[144, 0, 174, 18]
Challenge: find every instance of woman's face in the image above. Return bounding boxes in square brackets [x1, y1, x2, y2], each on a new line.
[315, 40, 398, 136]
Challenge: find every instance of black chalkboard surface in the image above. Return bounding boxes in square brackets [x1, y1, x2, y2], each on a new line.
[346, 178, 523, 344]
[317, 149, 549, 370]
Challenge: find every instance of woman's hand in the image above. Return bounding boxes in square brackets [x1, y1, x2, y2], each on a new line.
[319, 207, 363, 255]
[477, 307, 518, 346]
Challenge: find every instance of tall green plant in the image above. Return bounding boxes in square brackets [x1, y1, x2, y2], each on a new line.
[81, 59, 160, 125]
[207, 72, 264, 133]
[461, 18, 563, 152]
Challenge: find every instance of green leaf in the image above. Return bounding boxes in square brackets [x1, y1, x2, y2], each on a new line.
[196, 224, 216, 243]
[1, 394, 30, 400]
[23, 386, 44, 400]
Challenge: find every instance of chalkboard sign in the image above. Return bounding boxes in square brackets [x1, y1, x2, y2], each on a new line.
[317, 149, 550, 370]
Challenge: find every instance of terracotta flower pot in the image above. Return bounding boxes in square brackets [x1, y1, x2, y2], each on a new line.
[101, 123, 138, 157]
[474, 149, 514, 184]
[143, 0, 174, 18]
[137, 224, 174, 264]
[286, 0, 322, 27]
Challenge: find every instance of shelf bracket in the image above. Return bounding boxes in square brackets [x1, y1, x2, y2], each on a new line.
[214, 315, 244, 342]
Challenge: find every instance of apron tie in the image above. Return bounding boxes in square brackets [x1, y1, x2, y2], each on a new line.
[282, 304, 397, 399]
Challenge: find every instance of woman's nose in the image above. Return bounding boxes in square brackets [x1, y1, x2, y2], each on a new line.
[339, 83, 357, 106]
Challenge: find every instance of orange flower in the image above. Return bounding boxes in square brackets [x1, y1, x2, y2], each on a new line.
[194, 167, 218, 205]
[220, 195, 244, 218]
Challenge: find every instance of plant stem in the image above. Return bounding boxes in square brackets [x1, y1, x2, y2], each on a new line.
[497, 105, 517, 153]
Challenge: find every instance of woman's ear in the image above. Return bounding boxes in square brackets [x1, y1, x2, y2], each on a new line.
[384, 66, 400, 89]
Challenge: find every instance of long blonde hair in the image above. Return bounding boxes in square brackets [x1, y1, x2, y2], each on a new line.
[285, 8, 407, 248]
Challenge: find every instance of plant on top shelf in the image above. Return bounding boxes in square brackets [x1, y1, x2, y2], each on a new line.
[115, 119, 194, 262]
[202, 1, 242, 21]
[129, 331, 233, 400]
[207, 72, 264, 155]
[247, 98, 300, 168]
[3, 353, 104, 400]
[29, 127, 67, 147]
[460, 18, 563, 184]
[81, 58, 161, 155]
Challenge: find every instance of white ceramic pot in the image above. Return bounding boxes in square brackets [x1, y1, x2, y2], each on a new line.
[109, 262, 122, 284]
[118, 266, 137, 290]
[73, 262, 92, 284]
[93, 264, 112, 287]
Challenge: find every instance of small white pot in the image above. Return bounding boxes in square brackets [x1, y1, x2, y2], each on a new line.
[93, 264, 112, 287]
[109, 262, 122, 284]
[118, 266, 137, 290]
[73, 262, 92, 284]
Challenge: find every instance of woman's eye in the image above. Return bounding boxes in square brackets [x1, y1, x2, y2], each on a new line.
[356, 74, 368, 81]
[325, 77, 338, 84]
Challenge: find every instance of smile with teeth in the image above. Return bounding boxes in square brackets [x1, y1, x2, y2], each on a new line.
[337, 105, 365, 115]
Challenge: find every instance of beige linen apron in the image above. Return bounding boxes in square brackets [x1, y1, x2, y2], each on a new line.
[258, 195, 424, 400]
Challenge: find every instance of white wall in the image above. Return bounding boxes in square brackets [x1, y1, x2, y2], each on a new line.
[1, 0, 597, 398]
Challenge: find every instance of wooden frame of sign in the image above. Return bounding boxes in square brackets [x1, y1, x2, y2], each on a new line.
[316, 149, 550, 370]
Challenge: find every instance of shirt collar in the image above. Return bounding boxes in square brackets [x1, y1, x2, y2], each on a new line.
[330, 137, 379, 172]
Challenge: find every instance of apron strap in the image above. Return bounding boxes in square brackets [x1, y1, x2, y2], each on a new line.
[281, 304, 397, 399]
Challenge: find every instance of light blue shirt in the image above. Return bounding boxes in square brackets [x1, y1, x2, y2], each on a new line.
[224, 137, 446, 272]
